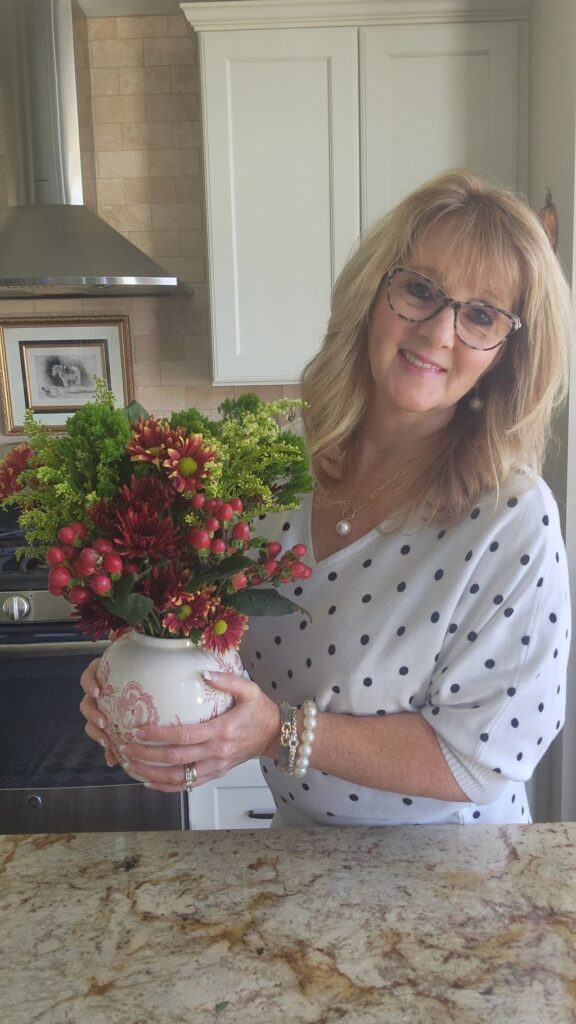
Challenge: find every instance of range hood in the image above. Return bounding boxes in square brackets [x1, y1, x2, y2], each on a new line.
[0, 0, 190, 297]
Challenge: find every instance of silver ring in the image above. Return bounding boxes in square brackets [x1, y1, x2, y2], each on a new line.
[185, 764, 197, 792]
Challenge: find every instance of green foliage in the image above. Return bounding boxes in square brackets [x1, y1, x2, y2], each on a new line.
[169, 407, 215, 437]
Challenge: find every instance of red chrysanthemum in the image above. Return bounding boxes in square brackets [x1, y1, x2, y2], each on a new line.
[140, 564, 192, 612]
[162, 586, 218, 636]
[163, 434, 216, 494]
[72, 598, 126, 641]
[117, 474, 176, 514]
[114, 505, 182, 561]
[202, 603, 248, 653]
[0, 444, 33, 499]
[128, 417, 178, 466]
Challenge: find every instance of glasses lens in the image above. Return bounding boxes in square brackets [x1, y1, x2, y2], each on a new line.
[457, 304, 514, 349]
[389, 269, 444, 320]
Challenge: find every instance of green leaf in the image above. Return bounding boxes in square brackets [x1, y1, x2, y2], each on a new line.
[227, 588, 310, 619]
[103, 591, 155, 626]
[122, 400, 149, 423]
[186, 554, 253, 589]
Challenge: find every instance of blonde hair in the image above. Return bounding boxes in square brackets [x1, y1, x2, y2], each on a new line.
[301, 169, 572, 525]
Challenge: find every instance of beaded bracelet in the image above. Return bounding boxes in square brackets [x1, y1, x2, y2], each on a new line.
[293, 700, 318, 778]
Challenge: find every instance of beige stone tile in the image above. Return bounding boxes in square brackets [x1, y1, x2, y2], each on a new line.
[124, 177, 175, 204]
[83, 180, 98, 208]
[185, 384, 236, 407]
[173, 122, 203, 149]
[132, 360, 161, 385]
[91, 38, 144, 69]
[81, 150, 96, 181]
[117, 16, 168, 39]
[136, 384, 187, 409]
[149, 149, 199, 178]
[30, 299, 87, 315]
[74, 17, 88, 42]
[90, 68, 120, 97]
[184, 334, 211, 358]
[131, 334, 185, 361]
[151, 204, 202, 231]
[146, 94, 197, 124]
[129, 308, 190, 337]
[282, 384, 302, 399]
[96, 150, 148, 179]
[129, 230, 180, 257]
[168, 14, 192, 37]
[79, 123, 95, 153]
[170, 67, 200, 94]
[173, 175, 204, 203]
[180, 308, 210, 334]
[158, 256, 205, 283]
[73, 38, 89, 71]
[0, 299, 35, 315]
[186, 283, 209, 309]
[160, 359, 210, 385]
[0, 127, 5, 156]
[180, 230, 207, 257]
[77, 95, 92, 128]
[122, 122, 174, 151]
[233, 385, 286, 402]
[143, 37, 194, 67]
[93, 123, 123, 151]
[93, 95, 146, 124]
[87, 18, 117, 40]
[75, 67, 91, 98]
[80, 298, 134, 314]
[96, 178, 125, 205]
[100, 205, 152, 232]
[119, 67, 171, 96]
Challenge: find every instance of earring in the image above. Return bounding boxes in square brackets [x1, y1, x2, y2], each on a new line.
[468, 389, 485, 412]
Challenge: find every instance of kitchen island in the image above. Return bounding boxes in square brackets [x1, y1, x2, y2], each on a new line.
[1, 824, 574, 1023]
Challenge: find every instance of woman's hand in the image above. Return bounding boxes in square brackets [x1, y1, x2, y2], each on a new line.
[113, 671, 281, 793]
[79, 658, 119, 768]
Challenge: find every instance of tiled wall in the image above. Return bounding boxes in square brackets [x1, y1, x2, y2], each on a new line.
[0, 12, 297, 447]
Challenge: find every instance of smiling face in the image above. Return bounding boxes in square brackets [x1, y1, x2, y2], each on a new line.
[366, 219, 518, 435]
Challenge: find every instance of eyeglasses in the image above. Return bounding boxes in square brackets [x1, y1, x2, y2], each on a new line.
[386, 266, 521, 351]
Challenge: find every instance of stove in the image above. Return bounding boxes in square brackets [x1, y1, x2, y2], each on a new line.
[0, 507, 186, 832]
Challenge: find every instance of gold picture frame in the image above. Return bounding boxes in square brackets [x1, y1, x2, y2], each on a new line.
[0, 315, 134, 434]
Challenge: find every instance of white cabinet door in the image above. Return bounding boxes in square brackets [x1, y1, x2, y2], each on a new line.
[200, 27, 360, 384]
[361, 22, 525, 228]
[188, 759, 276, 829]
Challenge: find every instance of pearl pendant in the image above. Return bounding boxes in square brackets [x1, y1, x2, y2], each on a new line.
[336, 519, 351, 536]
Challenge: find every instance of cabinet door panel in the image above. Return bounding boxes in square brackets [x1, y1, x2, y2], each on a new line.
[361, 23, 522, 228]
[201, 28, 359, 383]
[188, 759, 276, 829]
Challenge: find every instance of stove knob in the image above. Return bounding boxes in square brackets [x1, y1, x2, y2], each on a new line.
[2, 595, 31, 620]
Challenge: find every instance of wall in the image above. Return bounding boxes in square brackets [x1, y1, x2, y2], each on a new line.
[0, 11, 297, 448]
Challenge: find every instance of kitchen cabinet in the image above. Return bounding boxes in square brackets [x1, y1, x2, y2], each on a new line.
[183, 0, 529, 385]
[187, 758, 276, 829]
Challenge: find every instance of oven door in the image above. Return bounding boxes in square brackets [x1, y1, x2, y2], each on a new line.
[0, 633, 187, 833]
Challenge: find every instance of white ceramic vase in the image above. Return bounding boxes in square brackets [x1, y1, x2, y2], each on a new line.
[95, 630, 240, 755]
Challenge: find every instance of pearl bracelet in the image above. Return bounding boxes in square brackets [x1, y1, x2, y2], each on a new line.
[293, 700, 318, 778]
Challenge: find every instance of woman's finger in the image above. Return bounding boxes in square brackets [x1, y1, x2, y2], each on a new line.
[80, 658, 101, 697]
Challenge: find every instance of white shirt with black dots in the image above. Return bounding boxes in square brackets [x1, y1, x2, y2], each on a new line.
[240, 471, 571, 826]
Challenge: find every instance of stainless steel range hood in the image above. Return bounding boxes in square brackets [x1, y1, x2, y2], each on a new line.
[0, 0, 190, 297]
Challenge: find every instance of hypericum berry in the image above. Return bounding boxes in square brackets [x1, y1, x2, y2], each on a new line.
[211, 538, 226, 555]
[229, 498, 243, 513]
[191, 493, 205, 509]
[187, 528, 211, 550]
[231, 522, 250, 542]
[231, 572, 248, 590]
[48, 582, 66, 597]
[90, 573, 112, 595]
[79, 547, 100, 569]
[49, 566, 72, 589]
[203, 499, 216, 513]
[93, 538, 113, 555]
[266, 541, 282, 559]
[218, 503, 233, 522]
[204, 516, 220, 533]
[69, 585, 91, 605]
[291, 543, 307, 558]
[262, 559, 279, 576]
[102, 553, 123, 575]
[70, 522, 88, 541]
[46, 546, 66, 567]
[58, 525, 77, 545]
[291, 562, 312, 579]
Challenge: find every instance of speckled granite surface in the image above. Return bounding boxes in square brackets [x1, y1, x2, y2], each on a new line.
[1, 824, 575, 1023]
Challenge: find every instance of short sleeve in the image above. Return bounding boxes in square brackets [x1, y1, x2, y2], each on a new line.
[420, 482, 570, 804]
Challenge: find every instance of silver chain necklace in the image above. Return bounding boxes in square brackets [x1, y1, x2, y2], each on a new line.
[319, 479, 391, 536]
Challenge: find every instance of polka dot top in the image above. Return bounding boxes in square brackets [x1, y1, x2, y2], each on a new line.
[241, 470, 571, 826]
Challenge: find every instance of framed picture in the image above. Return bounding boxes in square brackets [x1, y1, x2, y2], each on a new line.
[0, 315, 134, 433]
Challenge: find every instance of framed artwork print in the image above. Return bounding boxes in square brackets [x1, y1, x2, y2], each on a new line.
[0, 315, 134, 434]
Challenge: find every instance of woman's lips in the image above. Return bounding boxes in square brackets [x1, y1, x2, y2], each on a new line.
[399, 349, 446, 375]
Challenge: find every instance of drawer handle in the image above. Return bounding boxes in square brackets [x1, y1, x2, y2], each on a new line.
[247, 810, 274, 820]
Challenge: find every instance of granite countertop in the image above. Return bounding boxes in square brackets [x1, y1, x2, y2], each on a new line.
[1, 823, 575, 1024]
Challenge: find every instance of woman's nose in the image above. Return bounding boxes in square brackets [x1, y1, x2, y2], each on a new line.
[420, 305, 458, 347]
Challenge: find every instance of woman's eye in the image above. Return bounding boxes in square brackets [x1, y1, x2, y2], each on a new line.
[405, 280, 435, 302]
[465, 304, 497, 328]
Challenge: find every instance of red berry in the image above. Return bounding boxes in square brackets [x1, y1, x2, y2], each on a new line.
[191, 493, 205, 509]
[46, 546, 66, 567]
[48, 582, 66, 597]
[79, 547, 100, 569]
[218, 503, 233, 522]
[211, 538, 226, 555]
[262, 559, 279, 576]
[231, 572, 248, 590]
[90, 573, 112, 595]
[204, 516, 220, 533]
[232, 522, 251, 542]
[291, 562, 312, 579]
[50, 566, 72, 589]
[70, 522, 88, 540]
[266, 541, 282, 558]
[58, 525, 77, 545]
[230, 498, 243, 513]
[93, 539, 113, 554]
[292, 543, 307, 558]
[188, 528, 211, 550]
[203, 499, 216, 513]
[69, 585, 91, 605]
[102, 554, 123, 575]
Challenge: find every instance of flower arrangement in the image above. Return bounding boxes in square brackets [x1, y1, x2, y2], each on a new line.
[0, 384, 314, 651]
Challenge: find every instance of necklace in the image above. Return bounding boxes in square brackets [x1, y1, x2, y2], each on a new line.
[318, 478, 391, 536]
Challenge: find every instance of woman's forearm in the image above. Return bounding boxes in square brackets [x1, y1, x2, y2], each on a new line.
[268, 709, 470, 803]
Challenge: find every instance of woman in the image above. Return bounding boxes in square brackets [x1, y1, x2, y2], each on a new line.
[81, 169, 572, 826]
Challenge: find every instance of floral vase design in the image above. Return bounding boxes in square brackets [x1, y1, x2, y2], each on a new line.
[96, 631, 240, 757]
